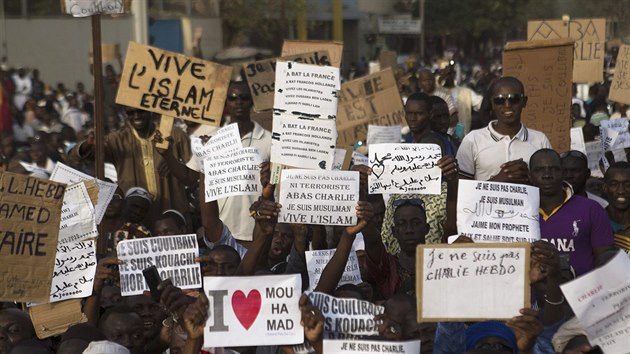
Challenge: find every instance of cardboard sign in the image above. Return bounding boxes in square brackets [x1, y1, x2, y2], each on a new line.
[28, 299, 86, 339]
[270, 113, 337, 170]
[62, 0, 128, 17]
[308, 292, 384, 336]
[50, 162, 117, 225]
[417, 243, 530, 322]
[203, 274, 303, 347]
[116, 42, 232, 127]
[336, 69, 405, 147]
[457, 180, 541, 243]
[203, 147, 262, 202]
[0, 172, 65, 302]
[367, 125, 402, 145]
[305, 248, 362, 290]
[58, 182, 98, 244]
[50, 240, 97, 303]
[368, 144, 442, 195]
[560, 251, 630, 353]
[503, 38, 574, 153]
[281, 40, 343, 68]
[378, 50, 398, 70]
[570, 127, 587, 154]
[243, 51, 331, 111]
[273, 61, 340, 118]
[323, 339, 421, 354]
[117, 235, 201, 296]
[609, 45, 630, 105]
[279, 170, 359, 226]
[528, 18, 605, 82]
[600, 118, 630, 150]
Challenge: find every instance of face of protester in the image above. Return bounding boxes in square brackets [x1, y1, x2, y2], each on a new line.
[153, 217, 184, 236]
[392, 205, 428, 256]
[1, 135, 14, 159]
[465, 336, 514, 354]
[384, 296, 419, 340]
[405, 100, 431, 135]
[430, 102, 450, 134]
[562, 156, 589, 193]
[56, 339, 88, 354]
[604, 169, 630, 211]
[125, 109, 152, 134]
[269, 223, 294, 261]
[105, 193, 124, 219]
[101, 312, 144, 354]
[101, 285, 122, 309]
[29, 142, 47, 166]
[0, 309, 35, 354]
[203, 250, 240, 276]
[491, 81, 527, 127]
[417, 70, 435, 94]
[529, 152, 564, 197]
[126, 295, 166, 340]
[123, 197, 150, 224]
[226, 83, 253, 122]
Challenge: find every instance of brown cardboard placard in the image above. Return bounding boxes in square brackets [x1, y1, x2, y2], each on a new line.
[156, 115, 174, 150]
[527, 18, 605, 83]
[83, 179, 99, 207]
[609, 45, 630, 105]
[378, 49, 397, 70]
[281, 40, 343, 68]
[28, 299, 87, 339]
[116, 42, 233, 127]
[503, 38, 574, 153]
[336, 68, 405, 148]
[242, 50, 331, 111]
[0, 172, 65, 302]
[416, 243, 531, 322]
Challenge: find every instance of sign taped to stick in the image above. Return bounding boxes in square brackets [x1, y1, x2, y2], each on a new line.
[609, 45, 630, 105]
[281, 40, 343, 68]
[117, 42, 232, 127]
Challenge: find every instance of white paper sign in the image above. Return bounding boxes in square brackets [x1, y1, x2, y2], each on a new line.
[203, 274, 303, 347]
[308, 292, 384, 336]
[58, 183, 98, 244]
[570, 127, 587, 155]
[50, 240, 97, 303]
[585, 141, 603, 178]
[191, 123, 242, 172]
[270, 113, 337, 170]
[50, 162, 117, 225]
[457, 180, 541, 243]
[203, 147, 262, 202]
[352, 151, 369, 167]
[305, 248, 362, 290]
[279, 170, 359, 226]
[367, 125, 402, 145]
[601, 127, 619, 152]
[64, 0, 125, 17]
[600, 118, 630, 150]
[274, 61, 340, 118]
[561, 251, 630, 353]
[368, 143, 442, 195]
[332, 148, 347, 171]
[323, 339, 421, 354]
[117, 235, 201, 296]
[417, 244, 530, 321]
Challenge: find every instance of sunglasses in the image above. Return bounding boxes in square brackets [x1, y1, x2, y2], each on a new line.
[492, 93, 525, 106]
[227, 93, 252, 101]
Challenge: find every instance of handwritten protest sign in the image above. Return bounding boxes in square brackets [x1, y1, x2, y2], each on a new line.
[417, 243, 530, 322]
[305, 248, 362, 290]
[378, 49, 398, 70]
[28, 299, 86, 339]
[368, 144, 441, 195]
[503, 38, 574, 153]
[204, 147, 262, 202]
[58, 182, 98, 244]
[352, 151, 369, 167]
[609, 45, 630, 105]
[243, 51, 331, 111]
[600, 118, 630, 150]
[560, 251, 630, 353]
[116, 42, 232, 126]
[337, 69, 405, 147]
[585, 141, 604, 178]
[0, 172, 65, 302]
[117, 234, 201, 296]
[457, 180, 541, 243]
[274, 61, 340, 118]
[50, 240, 97, 303]
[367, 125, 402, 145]
[279, 170, 358, 226]
[62, 0, 129, 17]
[528, 18, 605, 82]
[281, 40, 343, 68]
[308, 291, 383, 336]
[570, 127, 587, 154]
[204, 274, 302, 347]
[323, 339, 421, 354]
[50, 162, 116, 224]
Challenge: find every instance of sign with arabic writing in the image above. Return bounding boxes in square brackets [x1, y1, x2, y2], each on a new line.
[367, 144, 441, 195]
[457, 180, 540, 243]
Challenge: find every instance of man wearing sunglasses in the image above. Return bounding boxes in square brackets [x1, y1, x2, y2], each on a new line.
[456, 77, 551, 183]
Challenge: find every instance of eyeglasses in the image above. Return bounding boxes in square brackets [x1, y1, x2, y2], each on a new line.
[492, 93, 525, 106]
[227, 93, 252, 101]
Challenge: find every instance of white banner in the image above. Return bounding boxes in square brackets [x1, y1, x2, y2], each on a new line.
[368, 143, 441, 194]
[50, 240, 97, 303]
[279, 170, 359, 226]
[305, 248, 362, 290]
[457, 180, 541, 243]
[117, 235, 201, 296]
[204, 274, 303, 347]
[324, 339, 421, 354]
[308, 292, 384, 336]
[367, 125, 402, 145]
[203, 147, 262, 202]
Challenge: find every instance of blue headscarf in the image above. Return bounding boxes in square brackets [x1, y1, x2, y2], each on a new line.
[465, 321, 518, 354]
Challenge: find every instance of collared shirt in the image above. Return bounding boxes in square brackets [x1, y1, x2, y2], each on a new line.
[456, 121, 552, 181]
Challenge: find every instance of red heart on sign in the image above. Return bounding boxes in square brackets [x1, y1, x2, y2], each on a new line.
[231, 290, 262, 330]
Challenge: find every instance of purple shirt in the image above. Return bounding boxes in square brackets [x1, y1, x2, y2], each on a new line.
[540, 195, 614, 277]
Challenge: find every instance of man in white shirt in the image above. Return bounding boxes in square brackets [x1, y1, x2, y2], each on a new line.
[456, 76, 551, 182]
